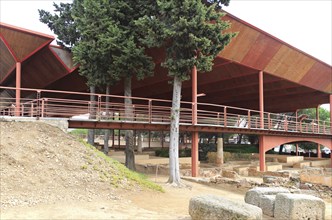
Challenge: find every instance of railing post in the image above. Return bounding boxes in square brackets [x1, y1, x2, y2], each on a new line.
[217, 112, 220, 125]
[284, 115, 288, 131]
[36, 90, 41, 119]
[148, 100, 152, 123]
[97, 95, 101, 120]
[21, 104, 24, 116]
[30, 102, 34, 117]
[41, 98, 45, 118]
[224, 106, 227, 127]
[247, 110, 251, 129]
[323, 121, 326, 134]
[268, 113, 271, 130]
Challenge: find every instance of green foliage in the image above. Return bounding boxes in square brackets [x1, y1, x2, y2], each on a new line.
[136, 0, 236, 80]
[155, 148, 191, 158]
[199, 143, 258, 161]
[39, 2, 79, 50]
[298, 107, 330, 122]
[69, 129, 88, 136]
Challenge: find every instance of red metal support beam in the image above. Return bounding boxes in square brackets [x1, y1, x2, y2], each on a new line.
[330, 95, 332, 168]
[259, 135, 266, 172]
[191, 65, 199, 177]
[15, 62, 21, 116]
[259, 71, 264, 129]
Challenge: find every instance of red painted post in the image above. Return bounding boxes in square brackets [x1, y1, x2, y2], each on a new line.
[259, 71, 264, 129]
[15, 62, 21, 116]
[259, 136, 265, 172]
[284, 115, 288, 131]
[224, 107, 227, 127]
[247, 110, 251, 128]
[330, 95, 332, 135]
[192, 131, 199, 177]
[148, 100, 152, 123]
[295, 110, 298, 132]
[268, 113, 271, 130]
[41, 98, 45, 118]
[317, 144, 321, 159]
[316, 105, 320, 133]
[191, 65, 198, 177]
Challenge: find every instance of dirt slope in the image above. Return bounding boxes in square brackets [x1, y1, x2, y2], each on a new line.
[0, 121, 131, 210]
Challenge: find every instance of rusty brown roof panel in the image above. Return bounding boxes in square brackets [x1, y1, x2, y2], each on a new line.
[220, 12, 332, 94]
[21, 46, 69, 89]
[0, 23, 53, 62]
[300, 62, 332, 92]
[50, 45, 75, 71]
[0, 38, 15, 81]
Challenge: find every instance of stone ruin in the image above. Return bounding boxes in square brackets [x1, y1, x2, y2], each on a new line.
[189, 187, 326, 220]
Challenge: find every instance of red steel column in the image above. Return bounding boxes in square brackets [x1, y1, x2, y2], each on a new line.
[259, 71, 264, 129]
[259, 135, 265, 172]
[191, 66, 199, 177]
[15, 62, 21, 116]
[330, 95, 332, 135]
[330, 95, 332, 168]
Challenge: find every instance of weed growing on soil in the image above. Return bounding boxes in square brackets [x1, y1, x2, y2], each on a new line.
[79, 140, 164, 192]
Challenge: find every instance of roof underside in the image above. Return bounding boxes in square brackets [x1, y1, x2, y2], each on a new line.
[0, 12, 331, 113]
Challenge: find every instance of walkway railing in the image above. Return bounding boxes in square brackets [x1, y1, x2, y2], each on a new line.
[0, 86, 331, 135]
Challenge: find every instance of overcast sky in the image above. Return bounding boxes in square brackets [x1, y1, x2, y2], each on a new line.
[0, 0, 331, 108]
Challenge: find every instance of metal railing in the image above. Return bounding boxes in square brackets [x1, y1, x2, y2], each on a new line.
[0, 86, 331, 135]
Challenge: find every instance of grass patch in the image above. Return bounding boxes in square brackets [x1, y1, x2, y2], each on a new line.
[79, 139, 164, 192]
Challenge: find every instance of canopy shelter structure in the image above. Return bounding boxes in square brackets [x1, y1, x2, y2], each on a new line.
[1, 12, 331, 176]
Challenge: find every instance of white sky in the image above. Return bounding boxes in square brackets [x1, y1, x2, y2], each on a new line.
[0, 0, 331, 109]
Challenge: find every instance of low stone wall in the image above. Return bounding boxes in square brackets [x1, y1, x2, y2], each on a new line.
[300, 168, 332, 187]
[189, 195, 262, 220]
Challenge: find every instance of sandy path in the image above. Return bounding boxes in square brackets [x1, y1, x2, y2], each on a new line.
[1, 175, 331, 219]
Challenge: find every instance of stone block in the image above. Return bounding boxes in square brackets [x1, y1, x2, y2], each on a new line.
[244, 187, 290, 207]
[189, 195, 262, 220]
[310, 159, 330, 168]
[222, 170, 240, 179]
[233, 166, 249, 176]
[293, 161, 311, 168]
[259, 195, 275, 217]
[274, 193, 325, 220]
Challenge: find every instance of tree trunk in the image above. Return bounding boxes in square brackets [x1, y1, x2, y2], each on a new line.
[137, 131, 143, 154]
[87, 86, 95, 146]
[104, 85, 110, 155]
[124, 76, 135, 170]
[168, 75, 182, 186]
[237, 134, 243, 144]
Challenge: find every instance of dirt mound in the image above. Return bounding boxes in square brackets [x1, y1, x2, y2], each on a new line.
[0, 121, 134, 210]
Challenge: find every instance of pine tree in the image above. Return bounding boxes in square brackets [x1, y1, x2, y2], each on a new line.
[137, 0, 236, 186]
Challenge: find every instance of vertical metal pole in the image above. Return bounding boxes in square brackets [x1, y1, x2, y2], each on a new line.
[191, 66, 198, 177]
[15, 62, 21, 116]
[118, 130, 121, 148]
[148, 100, 152, 123]
[224, 107, 227, 127]
[259, 71, 264, 129]
[296, 143, 299, 156]
[247, 111, 251, 129]
[148, 131, 151, 148]
[41, 98, 45, 118]
[330, 95, 332, 135]
[259, 135, 265, 172]
[295, 110, 299, 132]
[316, 105, 320, 133]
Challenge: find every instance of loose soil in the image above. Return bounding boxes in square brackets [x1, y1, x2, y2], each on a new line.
[0, 121, 331, 219]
